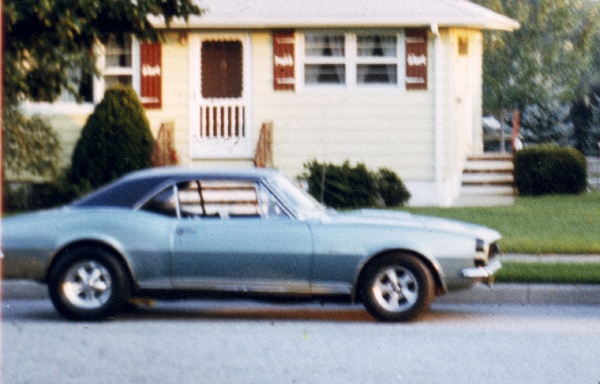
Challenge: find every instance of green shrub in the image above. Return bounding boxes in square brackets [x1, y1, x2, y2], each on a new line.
[3, 172, 82, 213]
[3, 183, 31, 212]
[376, 167, 411, 207]
[301, 161, 410, 209]
[514, 145, 587, 196]
[2, 108, 61, 179]
[30, 171, 85, 209]
[69, 85, 154, 193]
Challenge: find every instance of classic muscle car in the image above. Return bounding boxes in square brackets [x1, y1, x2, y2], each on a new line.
[2, 167, 501, 321]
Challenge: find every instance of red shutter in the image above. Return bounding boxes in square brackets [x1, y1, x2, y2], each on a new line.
[140, 42, 162, 109]
[405, 29, 428, 91]
[273, 30, 295, 91]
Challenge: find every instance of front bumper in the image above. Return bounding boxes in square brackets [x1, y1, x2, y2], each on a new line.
[462, 259, 502, 285]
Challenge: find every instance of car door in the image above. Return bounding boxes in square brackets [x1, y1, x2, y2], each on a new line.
[171, 179, 313, 294]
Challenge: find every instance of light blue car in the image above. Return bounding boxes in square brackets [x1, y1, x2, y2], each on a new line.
[2, 167, 501, 322]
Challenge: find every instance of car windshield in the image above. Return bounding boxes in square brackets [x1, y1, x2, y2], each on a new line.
[268, 175, 327, 220]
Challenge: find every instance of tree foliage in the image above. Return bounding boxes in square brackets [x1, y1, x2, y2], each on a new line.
[473, 0, 600, 112]
[3, 0, 202, 105]
[519, 102, 573, 146]
[584, 94, 600, 154]
[2, 0, 201, 179]
[69, 86, 154, 192]
[2, 108, 61, 178]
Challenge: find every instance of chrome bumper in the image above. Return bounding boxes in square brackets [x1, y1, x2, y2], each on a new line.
[462, 259, 502, 279]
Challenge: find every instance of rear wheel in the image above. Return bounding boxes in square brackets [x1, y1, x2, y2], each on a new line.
[48, 246, 130, 321]
[360, 253, 435, 322]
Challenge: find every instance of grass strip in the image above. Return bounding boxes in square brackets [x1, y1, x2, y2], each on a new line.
[405, 192, 600, 254]
[495, 261, 600, 284]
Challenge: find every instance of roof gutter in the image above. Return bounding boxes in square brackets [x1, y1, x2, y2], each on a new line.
[149, 17, 520, 31]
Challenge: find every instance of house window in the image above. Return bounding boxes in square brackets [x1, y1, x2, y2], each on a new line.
[57, 68, 94, 103]
[103, 35, 134, 88]
[304, 34, 346, 85]
[301, 32, 405, 88]
[356, 34, 398, 85]
[30, 35, 162, 113]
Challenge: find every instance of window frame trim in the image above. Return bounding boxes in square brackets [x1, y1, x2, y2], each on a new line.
[94, 38, 141, 103]
[297, 30, 407, 93]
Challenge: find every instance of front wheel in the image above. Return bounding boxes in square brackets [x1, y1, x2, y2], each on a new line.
[47, 246, 130, 321]
[360, 253, 435, 322]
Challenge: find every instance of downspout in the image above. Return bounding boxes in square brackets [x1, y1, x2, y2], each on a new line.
[431, 23, 444, 205]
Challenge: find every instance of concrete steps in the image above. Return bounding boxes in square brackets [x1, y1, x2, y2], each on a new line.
[454, 154, 515, 206]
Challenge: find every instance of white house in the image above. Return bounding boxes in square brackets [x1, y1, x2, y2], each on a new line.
[24, 0, 519, 206]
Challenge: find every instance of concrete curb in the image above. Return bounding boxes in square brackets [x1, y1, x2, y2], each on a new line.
[2, 279, 600, 306]
[437, 283, 600, 306]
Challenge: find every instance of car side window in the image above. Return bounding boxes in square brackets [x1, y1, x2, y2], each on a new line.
[141, 186, 178, 217]
[257, 183, 288, 219]
[177, 179, 288, 219]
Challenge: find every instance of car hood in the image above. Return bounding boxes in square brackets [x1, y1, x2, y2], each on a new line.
[328, 209, 501, 243]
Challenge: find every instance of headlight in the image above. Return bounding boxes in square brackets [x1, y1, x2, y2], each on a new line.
[475, 238, 488, 260]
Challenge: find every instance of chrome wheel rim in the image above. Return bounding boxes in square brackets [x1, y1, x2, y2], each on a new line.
[62, 260, 113, 310]
[371, 266, 419, 313]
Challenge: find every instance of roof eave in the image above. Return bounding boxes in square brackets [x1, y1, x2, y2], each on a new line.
[149, 16, 520, 32]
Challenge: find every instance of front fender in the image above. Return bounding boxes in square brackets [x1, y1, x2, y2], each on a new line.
[309, 221, 477, 296]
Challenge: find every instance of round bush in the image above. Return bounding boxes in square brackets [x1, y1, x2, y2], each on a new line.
[376, 168, 411, 207]
[69, 86, 154, 192]
[302, 161, 410, 208]
[514, 145, 587, 196]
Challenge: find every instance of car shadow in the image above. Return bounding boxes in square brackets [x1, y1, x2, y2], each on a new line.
[116, 300, 482, 323]
[3, 298, 493, 324]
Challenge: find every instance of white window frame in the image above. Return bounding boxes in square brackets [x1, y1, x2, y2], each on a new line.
[95, 36, 141, 103]
[297, 30, 406, 93]
[302, 32, 347, 86]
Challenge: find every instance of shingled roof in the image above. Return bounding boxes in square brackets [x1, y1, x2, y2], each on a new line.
[151, 0, 519, 31]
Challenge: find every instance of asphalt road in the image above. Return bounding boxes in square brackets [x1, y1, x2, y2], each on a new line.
[2, 283, 600, 384]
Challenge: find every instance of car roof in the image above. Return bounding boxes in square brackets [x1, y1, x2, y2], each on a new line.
[71, 167, 282, 208]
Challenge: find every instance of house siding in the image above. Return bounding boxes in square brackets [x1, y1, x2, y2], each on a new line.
[146, 32, 191, 163]
[17, 27, 486, 207]
[47, 114, 89, 170]
[252, 31, 435, 183]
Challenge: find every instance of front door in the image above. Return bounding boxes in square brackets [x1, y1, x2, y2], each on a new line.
[189, 34, 252, 159]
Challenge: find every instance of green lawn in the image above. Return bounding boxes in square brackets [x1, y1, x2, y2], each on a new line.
[496, 261, 600, 284]
[405, 192, 600, 255]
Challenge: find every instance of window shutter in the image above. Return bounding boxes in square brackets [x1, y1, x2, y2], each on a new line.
[273, 30, 295, 91]
[405, 29, 428, 91]
[140, 42, 162, 109]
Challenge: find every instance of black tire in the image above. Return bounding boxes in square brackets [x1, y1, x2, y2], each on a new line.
[359, 253, 435, 322]
[47, 246, 131, 321]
